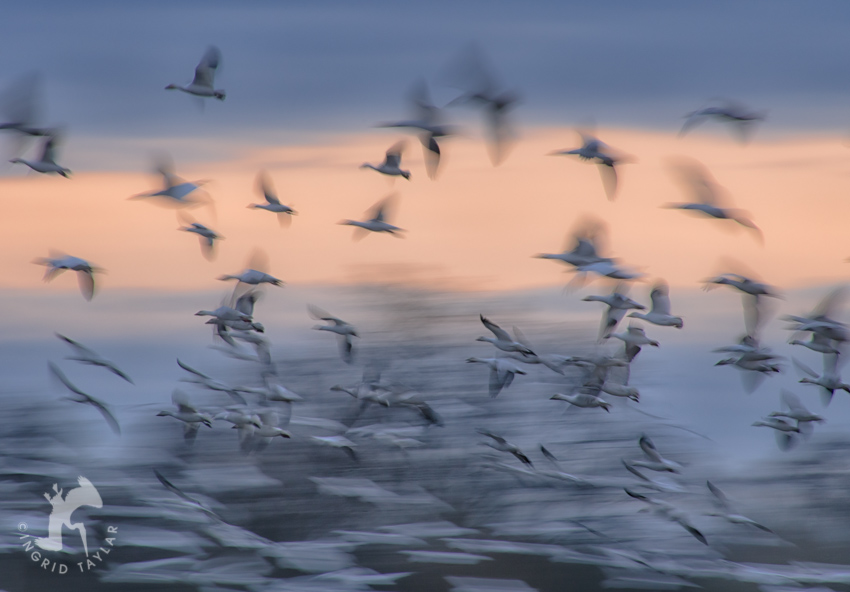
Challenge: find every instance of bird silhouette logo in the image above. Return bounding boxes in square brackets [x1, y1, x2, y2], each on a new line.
[35, 476, 103, 556]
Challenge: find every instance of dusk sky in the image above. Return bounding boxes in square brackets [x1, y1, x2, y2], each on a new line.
[4, 6, 850, 591]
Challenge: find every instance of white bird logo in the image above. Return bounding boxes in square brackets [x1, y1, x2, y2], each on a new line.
[35, 476, 103, 556]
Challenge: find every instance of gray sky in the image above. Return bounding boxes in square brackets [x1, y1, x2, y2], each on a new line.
[1, 0, 848, 161]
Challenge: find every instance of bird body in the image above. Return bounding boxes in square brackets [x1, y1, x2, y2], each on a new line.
[218, 268, 283, 287]
[628, 283, 683, 328]
[361, 141, 410, 179]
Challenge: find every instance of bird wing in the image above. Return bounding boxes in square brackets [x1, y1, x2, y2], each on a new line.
[171, 389, 196, 413]
[650, 284, 672, 315]
[480, 314, 511, 341]
[177, 358, 210, 380]
[780, 389, 806, 414]
[40, 135, 58, 163]
[383, 141, 405, 167]
[48, 361, 89, 398]
[639, 435, 663, 463]
[56, 333, 95, 357]
[257, 171, 281, 205]
[706, 480, 731, 512]
[77, 270, 95, 301]
[88, 396, 121, 435]
[192, 46, 221, 88]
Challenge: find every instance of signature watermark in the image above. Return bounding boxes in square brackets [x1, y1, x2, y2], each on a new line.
[18, 476, 118, 574]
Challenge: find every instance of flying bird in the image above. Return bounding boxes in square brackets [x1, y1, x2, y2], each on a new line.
[55, 333, 133, 384]
[165, 46, 225, 100]
[48, 362, 120, 435]
[361, 141, 411, 180]
[309, 304, 359, 364]
[339, 195, 405, 239]
[248, 171, 296, 226]
[33, 253, 101, 301]
[10, 134, 69, 177]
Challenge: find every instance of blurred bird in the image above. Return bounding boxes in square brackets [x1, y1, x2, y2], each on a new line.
[550, 130, 632, 200]
[48, 361, 120, 435]
[665, 158, 762, 243]
[477, 430, 533, 466]
[377, 80, 457, 179]
[624, 489, 707, 545]
[339, 195, 405, 239]
[130, 154, 212, 211]
[248, 171, 296, 226]
[550, 391, 612, 412]
[583, 283, 646, 340]
[308, 304, 359, 364]
[33, 253, 101, 301]
[56, 333, 133, 384]
[628, 281, 683, 328]
[361, 141, 410, 180]
[466, 356, 527, 398]
[608, 324, 659, 363]
[156, 390, 213, 444]
[768, 389, 824, 437]
[0, 72, 57, 159]
[631, 435, 681, 473]
[705, 481, 773, 533]
[680, 100, 765, 142]
[442, 44, 520, 165]
[165, 46, 225, 100]
[476, 314, 534, 357]
[219, 268, 283, 287]
[178, 213, 222, 261]
[10, 134, 69, 177]
[751, 416, 801, 451]
[793, 355, 850, 407]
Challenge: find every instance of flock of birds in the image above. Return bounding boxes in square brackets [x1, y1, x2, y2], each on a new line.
[4, 43, 850, 592]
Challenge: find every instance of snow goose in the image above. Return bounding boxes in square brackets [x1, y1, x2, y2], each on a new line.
[308, 304, 358, 363]
[33, 253, 101, 301]
[10, 134, 69, 176]
[48, 361, 120, 435]
[628, 282, 683, 328]
[248, 171, 296, 226]
[56, 333, 133, 383]
[360, 141, 410, 180]
[339, 195, 405, 239]
[165, 46, 225, 100]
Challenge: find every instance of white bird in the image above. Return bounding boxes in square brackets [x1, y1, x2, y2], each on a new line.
[253, 410, 292, 451]
[768, 389, 824, 438]
[608, 324, 659, 363]
[625, 489, 707, 545]
[550, 131, 631, 200]
[794, 355, 850, 406]
[130, 155, 211, 209]
[308, 304, 358, 363]
[156, 390, 213, 444]
[705, 481, 773, 533]
[680, 101, 765, 142]
[631, 435, 681, 473]
[56, 333, 133, 384]
[0, 72, 57, 158]
[48, 361, 121, 435]
[165, 46, 225, 100]
[751, 416, 801, 451]
[477, 430, 533, 466]
[466, 357, 527, 398]
[195, 305, 252, 323]
[311, 435, 358, 460]
[476, 314, 535, 357]
[628, 282, 683, 328]
[176, 358, 247, 405]
[218, 268, 284, 287]
[10, 134, 69, 177]
[248, 171, 296, 226]
[360, 141, 411, 180]
[339, 195, 405, 239]
[583, 284, 646, 339]
[33, 254, 101, 301]
[214, 408, 262, 453]
[550, 391, 612, 412]
[665, 158, 762, 242]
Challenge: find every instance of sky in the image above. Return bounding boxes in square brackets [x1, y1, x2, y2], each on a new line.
[0, 2, 848, 294]
[5, 4, 850, 591]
